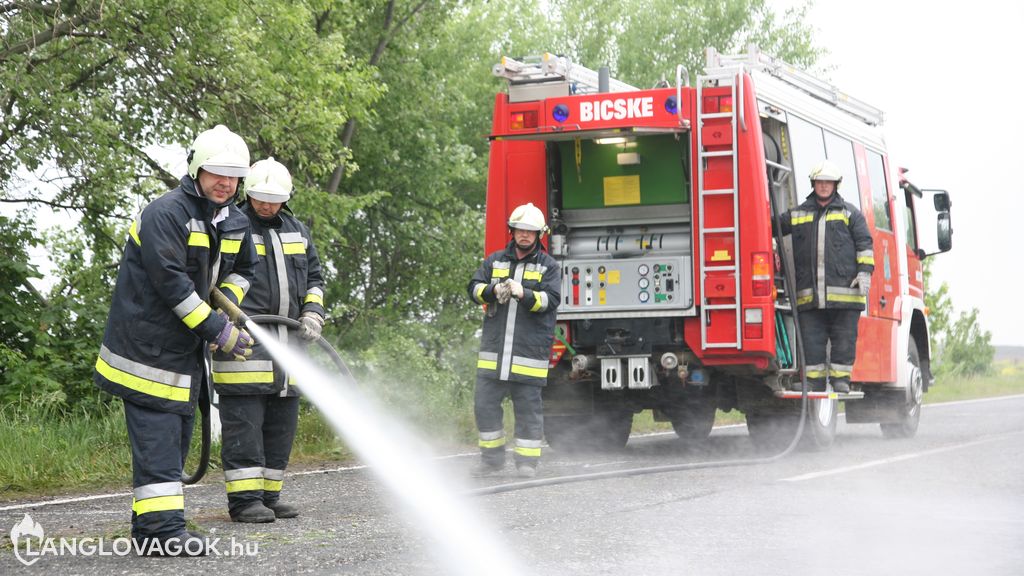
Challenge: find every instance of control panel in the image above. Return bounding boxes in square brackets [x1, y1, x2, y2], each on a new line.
[559, 255, 693, 316]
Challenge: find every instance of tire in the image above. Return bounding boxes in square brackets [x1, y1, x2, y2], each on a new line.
[880, 334, 923, 439]
[666, 389, 718, 443]
[746, 395, 837, 452]
[544, 409, 633, 452]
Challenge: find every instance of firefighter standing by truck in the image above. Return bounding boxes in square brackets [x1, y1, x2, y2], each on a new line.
[212, 157, 326, 523]
[783, 159, 874, 393]
[94, 125, 257, 556]
[468, 203, 561, 478]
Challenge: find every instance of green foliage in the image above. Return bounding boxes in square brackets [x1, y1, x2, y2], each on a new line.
[924, 261, 993, 376]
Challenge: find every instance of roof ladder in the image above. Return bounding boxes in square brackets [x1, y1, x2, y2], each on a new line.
[696, 66, 743, 350]
[493, 53, 637, 101]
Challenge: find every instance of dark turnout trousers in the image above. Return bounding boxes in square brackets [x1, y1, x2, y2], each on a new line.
[219, 394, 300, 517]
[474, 375, 544, 468]
[124, 400, 193, 540]
[798, 308, 860, 389]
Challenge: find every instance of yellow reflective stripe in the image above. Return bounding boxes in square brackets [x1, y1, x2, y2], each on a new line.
[473, 283, 486, 303]
[514, 446, 542, 457]
[220, 238, 242, 254]
[282, 242, 305, 255]
[806, 369, 828, 379]
[523, 270, 542, 281]
[530, 293, 543, 312]
[477, 359, 497, 370]
[188, 232, 210, 248]
[511, 364, 548, 378]
[791, 215, 813, 225]
[129, 220, 141, 246]
[492, 268, 510, 279]
[479, 437, 506, 449]
[827, 293, 866, 304]
[304, 293, 324, 305]
[857, 255, 875, 265]
[829, 370, 851, 378]
[225, 478, 265, 493]
[797, 294, 813, 305]
[213, 371, 275, 384]
[132, 495, 184, 515]
[182, 301, 213, 329]
[256, 243, 266, 256]
[95, 357, 191, 402]
[825, 212, 849, 224]
[264, 479, 283, 492]
[220, 283, 243, 303]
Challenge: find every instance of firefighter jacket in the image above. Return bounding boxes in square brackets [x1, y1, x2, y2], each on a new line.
[94, 175, 257, 415]
[782, 192, 874, 311]
[468, 240, 561, 386]
[211, 202, 325, 397]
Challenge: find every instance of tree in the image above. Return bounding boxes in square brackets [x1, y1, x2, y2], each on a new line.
[924, 260, 993, 376]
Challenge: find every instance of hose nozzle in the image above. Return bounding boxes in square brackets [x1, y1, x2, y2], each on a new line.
[210, 288, 251, 326]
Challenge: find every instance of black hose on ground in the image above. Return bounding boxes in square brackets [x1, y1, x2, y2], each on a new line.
[180, 314, 350, 485]
[470, 165, 811, 497]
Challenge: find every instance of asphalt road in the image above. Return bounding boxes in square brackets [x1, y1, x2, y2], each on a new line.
[2, 395, 1023, 575]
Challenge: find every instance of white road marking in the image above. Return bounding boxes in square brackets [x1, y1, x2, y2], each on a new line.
[780, 431, 1024, 482]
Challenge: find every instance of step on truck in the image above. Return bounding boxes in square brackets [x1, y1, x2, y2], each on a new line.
[485, 47, 953, 451]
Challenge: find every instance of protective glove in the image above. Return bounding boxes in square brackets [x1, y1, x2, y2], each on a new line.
[493, 280, 512, 305]
[507, 279, 524, 301]
[212, 313, 253, 360]
[850, 271, 872, 297]
[298, 311, 325, 342]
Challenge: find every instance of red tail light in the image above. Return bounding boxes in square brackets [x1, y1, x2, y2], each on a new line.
[510, 110, 538, 130]
[751, 252, 771, 297]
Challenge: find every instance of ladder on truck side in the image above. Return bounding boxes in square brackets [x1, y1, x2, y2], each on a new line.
[493, 52, 637, 100]
[695, 63, 743, 350]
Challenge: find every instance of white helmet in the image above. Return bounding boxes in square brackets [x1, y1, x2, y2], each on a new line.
[508, 202, 547, 234]
[809, 159, 843, 190]
[187, 125, 250, 179]
[244, 157, 293, 203]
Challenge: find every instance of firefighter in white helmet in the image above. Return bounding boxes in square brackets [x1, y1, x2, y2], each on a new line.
[467, 202, 561, 478]
[94, 125, 257, 555]
[780, 159, 874, 393]
[211, 157, 326, 522]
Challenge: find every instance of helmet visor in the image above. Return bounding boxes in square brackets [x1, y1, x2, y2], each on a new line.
[202, 164, 249, 178]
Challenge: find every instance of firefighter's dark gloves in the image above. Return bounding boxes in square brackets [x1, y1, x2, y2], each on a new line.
[298, 311, 324, 342]
[493, 280, 512, 305]
[850, 271, 872, 297]
[214, 315, 253, 360]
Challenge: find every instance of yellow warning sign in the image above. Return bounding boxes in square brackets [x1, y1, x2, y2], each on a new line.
[598, 289, 606, 305]
[603, 175, 641, 206]
[608, 270, 621, 284]
[711, 250, 731, 262]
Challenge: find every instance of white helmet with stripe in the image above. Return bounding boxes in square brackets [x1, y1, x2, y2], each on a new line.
[187, 125, 250, 179]
[507, 202, 547, 235]
[244, 157, 293, 203]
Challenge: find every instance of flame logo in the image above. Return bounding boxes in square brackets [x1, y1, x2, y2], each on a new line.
[11, 513, 45, 566]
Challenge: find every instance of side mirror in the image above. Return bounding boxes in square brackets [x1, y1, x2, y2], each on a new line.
[937, 212, 952, 252]
[915, 189, 953, 256]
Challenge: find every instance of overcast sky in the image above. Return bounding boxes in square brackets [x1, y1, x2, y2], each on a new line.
[768, 0, 1023, 346]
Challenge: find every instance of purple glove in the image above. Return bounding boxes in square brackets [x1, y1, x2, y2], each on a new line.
[213, 314, 253, 360]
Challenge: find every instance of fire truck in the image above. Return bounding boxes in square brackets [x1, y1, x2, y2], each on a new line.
[485, 47, 953, 451]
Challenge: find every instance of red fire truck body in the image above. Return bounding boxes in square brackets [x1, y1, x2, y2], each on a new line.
[485, 49, 952, 449]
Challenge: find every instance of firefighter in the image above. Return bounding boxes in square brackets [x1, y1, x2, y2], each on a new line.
[467, 203, 561, 478]
[211, 157, 326, 523]
[94, 125, 257, 555]
[782, 159, 874, 393]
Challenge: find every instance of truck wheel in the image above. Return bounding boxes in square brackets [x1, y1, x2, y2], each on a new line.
[667, 391, 717, 443]
[880, 334, 923, 439]
[544, 409, 633, 452]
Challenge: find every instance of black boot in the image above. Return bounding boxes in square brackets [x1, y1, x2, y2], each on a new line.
[232, 501, 276, 523]
[264, 501, 299, 519]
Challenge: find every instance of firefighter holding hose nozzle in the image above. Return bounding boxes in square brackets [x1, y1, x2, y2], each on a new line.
[93, 125, 257, 556]
[468, 203, 561, 478]
[780, 159, 874, 394]
[211, 157, 326, 523]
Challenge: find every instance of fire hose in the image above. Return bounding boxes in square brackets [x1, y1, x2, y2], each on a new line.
[181, 292, 350, 485]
